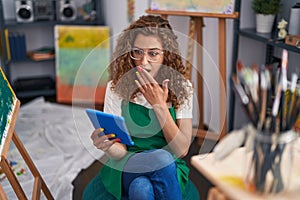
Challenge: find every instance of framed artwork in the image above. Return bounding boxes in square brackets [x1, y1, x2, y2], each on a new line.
[150, 0, 235, 14]
[55, 25, 110, 104]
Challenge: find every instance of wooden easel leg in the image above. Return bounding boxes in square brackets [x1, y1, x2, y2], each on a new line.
[218, 18, 227, 140]
[0, 156, 27, 200]
[0, 184, 8, 200]
[191, 17, 206, 145]
[194, 17, 204, 132]
[186, 17, 195, 80]
[12, 131, 54, 200]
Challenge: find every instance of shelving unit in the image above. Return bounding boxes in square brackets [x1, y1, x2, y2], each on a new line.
[0, 0, 104, 99]
[229, 0, 300, 131]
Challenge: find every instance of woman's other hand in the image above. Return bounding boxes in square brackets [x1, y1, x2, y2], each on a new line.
[91, 128, 120, 152]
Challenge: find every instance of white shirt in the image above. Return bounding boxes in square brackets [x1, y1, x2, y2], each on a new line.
[103, 80, 193, 119]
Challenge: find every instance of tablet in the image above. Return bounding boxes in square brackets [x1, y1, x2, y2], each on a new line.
[86, 109, 134, 146]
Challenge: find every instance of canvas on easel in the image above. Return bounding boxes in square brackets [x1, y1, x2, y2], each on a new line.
[0, 67, 54, 200]
[150, 0, 235, 14]
[0, 68, 18, 157]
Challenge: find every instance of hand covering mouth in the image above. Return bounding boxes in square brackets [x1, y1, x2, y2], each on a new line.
[139, 66, 151, 73]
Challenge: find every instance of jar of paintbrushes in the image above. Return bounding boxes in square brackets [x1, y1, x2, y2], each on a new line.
[231, 49, 299, 194]
[245, 130, 298, 193]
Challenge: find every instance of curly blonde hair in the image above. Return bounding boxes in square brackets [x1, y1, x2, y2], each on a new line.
[109, 15, 192, 109]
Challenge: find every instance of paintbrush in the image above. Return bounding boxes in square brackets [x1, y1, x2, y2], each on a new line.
[279, 50, 288, 132]
[288, 88, 300, 129]
[257, 69, 268, 131]
[286, 73, 298, 130]
[236, 61, 259, 125]
[231, 74, 258, 125]
[251, 64, 260, 109]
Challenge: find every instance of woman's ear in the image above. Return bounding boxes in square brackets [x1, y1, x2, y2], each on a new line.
[162, 79, 169, 93]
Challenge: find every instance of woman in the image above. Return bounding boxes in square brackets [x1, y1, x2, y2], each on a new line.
[83, 15, 199, 200]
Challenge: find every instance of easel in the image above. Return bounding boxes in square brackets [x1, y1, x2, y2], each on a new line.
[0, 100, 54, 200]
[145, 9, 239, 143]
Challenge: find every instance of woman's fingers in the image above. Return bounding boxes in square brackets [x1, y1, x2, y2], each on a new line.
[91, 129, 119, 151]
[135, 79, 145, 93]
[136, 66, 157, 84]
[136, 71, 147, 88]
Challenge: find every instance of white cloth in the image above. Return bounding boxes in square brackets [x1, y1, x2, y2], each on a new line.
[1, 97, 104, 200]
[104, 80, 193, 118]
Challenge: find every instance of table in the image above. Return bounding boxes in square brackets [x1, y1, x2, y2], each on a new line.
[191, 143, 300, 200]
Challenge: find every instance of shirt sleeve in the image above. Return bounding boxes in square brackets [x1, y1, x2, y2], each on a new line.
[103, 81, 122, 116]
[176, 81, 193, 119]
[176, 93, 193, 119]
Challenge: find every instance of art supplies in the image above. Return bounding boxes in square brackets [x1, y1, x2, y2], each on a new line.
[233, 51, 299, 133]
[231, 50, 299, 194]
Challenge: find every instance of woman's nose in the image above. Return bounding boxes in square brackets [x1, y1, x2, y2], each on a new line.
[141, 54, 149, 65]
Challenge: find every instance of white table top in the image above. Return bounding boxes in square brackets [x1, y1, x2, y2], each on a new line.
[191, 141, 300, 200]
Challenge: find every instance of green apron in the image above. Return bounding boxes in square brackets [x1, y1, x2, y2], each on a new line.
[99, 101, 190, 199]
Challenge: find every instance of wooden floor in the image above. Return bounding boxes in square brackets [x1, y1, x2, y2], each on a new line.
[72, 138, 216, 200]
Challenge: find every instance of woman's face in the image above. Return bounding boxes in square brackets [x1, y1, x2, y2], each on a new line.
[131, 34, 164, 77]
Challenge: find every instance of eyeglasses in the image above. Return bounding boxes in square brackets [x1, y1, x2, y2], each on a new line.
[129, 48, 164, 63]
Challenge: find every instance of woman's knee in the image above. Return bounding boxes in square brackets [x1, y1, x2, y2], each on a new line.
[146, 149, 175, 170]
[128, 176, 154, 200]
[124, 149, 176, 173]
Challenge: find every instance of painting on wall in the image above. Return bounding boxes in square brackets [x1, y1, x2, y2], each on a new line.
[150, 0, 235, 14]
[55, 25, 110, 105]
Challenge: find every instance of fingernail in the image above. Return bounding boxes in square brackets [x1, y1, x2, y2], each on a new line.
[136, 71, 139, 75]
[100, 128, 104, 132]
[137, 66, 144, 72]
[116, 138, 121, 143]
[111, 134, 115, 138]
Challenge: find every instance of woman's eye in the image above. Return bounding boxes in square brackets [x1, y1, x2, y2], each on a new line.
[134, 49, 143, 55]
[149, 51, 159, 57]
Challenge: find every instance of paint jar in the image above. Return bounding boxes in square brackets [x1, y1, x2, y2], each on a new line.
[244, 130, 298, 194]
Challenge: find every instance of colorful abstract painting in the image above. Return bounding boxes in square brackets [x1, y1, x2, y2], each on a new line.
[55, 25, 110, 104]
[150, 0, 235, 14]
[0, 67, 17, 154]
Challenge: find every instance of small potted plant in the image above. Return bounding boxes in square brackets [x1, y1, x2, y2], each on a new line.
[252, 0, 282, 33]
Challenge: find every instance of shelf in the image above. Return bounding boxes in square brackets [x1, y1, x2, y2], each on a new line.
[5, 19, 101, 28]
[239, 28, 300, 54]
[13, 76, 56, 99]
[16, 89, 56, 99]
[9, 58, 55, 64]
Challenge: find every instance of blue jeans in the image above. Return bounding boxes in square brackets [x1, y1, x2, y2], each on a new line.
[122, 149, 182, 200]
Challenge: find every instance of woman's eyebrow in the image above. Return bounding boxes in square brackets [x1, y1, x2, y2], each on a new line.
[132, 46, 162, 50]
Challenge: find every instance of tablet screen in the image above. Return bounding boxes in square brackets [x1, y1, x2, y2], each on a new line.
[86, 109, 134, 146]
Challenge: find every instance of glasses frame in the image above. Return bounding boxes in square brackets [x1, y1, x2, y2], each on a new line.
[129, 48, 164, 63]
